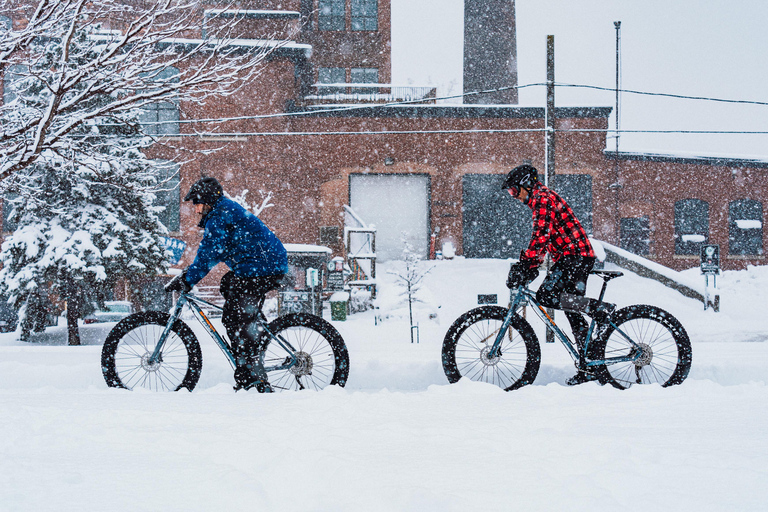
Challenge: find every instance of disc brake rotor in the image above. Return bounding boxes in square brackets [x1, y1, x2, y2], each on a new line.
[480, 345, 501, 366]
[140, 352, 162, 372]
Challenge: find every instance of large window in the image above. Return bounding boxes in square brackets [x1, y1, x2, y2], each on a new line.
[351, 0, 377, 31]
[139, 67, 180, 136]
[153, 162, 180, 232]
[729, 199, 763, 256]
[2, 193, 19, 233]
[3, 64, 28, 105]
[350, 67, 378, 93]
[620, 216, 650, 256]
[674, 199, 709, 255]
[319, 0, 345, 31]
[318, 67, 345, 94]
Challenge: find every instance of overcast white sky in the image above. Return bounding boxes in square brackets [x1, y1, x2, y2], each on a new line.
[391, 0, 768, 160]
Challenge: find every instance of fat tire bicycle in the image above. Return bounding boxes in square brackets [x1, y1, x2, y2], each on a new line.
[101, 288, 350, 392]
[442, 269, 692, 390]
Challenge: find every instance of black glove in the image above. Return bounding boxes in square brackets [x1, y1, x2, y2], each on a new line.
[165, 269, 192, 293]
[507, 261, 539, 289]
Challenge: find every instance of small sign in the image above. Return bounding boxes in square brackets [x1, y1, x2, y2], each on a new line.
[327, 271, 345, 291]
[161, 237, 187, 265]
[700, 244, 720, 274]
[478, 294, 498, 305]
[306, 267, 320, 288]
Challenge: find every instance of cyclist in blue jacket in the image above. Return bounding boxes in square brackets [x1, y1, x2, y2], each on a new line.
[167, 177, 288, 392]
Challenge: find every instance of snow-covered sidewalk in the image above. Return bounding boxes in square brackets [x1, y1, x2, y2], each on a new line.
[0, 258, 766, 511]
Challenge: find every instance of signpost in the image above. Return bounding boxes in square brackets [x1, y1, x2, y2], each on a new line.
[700, 244, 720, 312]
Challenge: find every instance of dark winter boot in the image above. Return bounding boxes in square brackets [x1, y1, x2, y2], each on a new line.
[232, 338, 273, 393]
[566, 370, 600, 386]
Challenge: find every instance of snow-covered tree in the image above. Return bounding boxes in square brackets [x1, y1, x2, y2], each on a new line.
[0, 0, 287, 182]
[388, 241, 434, 343]
[0, 20, 171, 345]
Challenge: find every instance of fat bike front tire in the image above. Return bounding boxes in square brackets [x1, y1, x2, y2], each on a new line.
[256, 313, 350, 392]
[101, 311, 202, 391]
[442, 306, 541, 391]
[592, 305, 692, 389]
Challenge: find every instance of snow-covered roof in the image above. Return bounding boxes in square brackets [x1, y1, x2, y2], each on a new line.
[155, 37, 312, 58]
[204, 9, 301, 19]
[284, 244, 333, 254]
[606, 150, 768, 168]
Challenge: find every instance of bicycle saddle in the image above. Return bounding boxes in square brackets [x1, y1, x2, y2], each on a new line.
[590, 269, 623, 281]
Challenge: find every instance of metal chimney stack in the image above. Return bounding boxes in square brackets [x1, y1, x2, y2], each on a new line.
[463, 0, 518, 104]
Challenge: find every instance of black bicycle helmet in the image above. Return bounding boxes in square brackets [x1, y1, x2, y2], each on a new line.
[501, 164, 540, 191]
[184, 177, 223, 206]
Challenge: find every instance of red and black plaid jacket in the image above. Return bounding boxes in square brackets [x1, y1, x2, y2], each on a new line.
[520, 184, 595, 266]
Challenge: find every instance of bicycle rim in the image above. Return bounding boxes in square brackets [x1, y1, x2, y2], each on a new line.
[113, 324, 190, 391]
[454, 317, 531, 389]
[262, 326, 337, 391]
[603, 317, 682, 387]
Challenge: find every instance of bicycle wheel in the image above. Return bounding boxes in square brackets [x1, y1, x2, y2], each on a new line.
[591, 305, 692, 389]
[101, 311, 202, 391]
[442, 306, 540, 391]
[256, 313, 349, 392]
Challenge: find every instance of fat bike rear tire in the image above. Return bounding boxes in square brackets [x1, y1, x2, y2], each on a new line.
[256, 313, 350, 392]
[101, 311, 202, 391]
[592, 305, 692, 389]
[442, 306, 541, 391]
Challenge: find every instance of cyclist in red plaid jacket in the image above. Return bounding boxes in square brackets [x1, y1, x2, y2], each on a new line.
[502, 164, 614, 385]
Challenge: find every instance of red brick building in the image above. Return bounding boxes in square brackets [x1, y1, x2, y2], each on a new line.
[3, 0, 766, 297]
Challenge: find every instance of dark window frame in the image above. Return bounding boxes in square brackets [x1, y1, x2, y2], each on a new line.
[139, 67, 180, 136]
[351, 0, 377, 31]
[729, 199, 763, 256]
[674, 199, 709, 255]
[153, 161, 181, 232]
[318, 0, 346, 31]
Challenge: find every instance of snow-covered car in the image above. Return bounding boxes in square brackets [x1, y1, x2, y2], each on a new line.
[83, 301, 134, 324]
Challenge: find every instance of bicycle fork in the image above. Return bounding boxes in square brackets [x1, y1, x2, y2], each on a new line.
[147, 294, 188, 366]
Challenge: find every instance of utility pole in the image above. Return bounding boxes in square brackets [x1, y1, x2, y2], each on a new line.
[545, 35, 556, 343]
[612, 21, 622, 243]
[546, 35, 555, 187]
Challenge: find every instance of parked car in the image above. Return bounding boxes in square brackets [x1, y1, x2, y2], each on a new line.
[83, 301, 134, 324]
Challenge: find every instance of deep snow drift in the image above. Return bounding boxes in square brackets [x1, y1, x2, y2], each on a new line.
[0, 258, 766, 511]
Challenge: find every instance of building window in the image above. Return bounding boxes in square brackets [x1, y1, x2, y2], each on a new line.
[319, 0, 345, 31]
[674, 199, 709, 255]
[318, 67, 345, 94]
[620, 216, 650, 256]
[3, 64, 28, 105]
[153, 162, 180, 232]
[729, 199, 763, 256]
[351, 0, 377, 31]
[0, 15, 11, 31]
[350, 67, 378, 93]
[139, 67, 180, 136]
[2, 193, 19, 233]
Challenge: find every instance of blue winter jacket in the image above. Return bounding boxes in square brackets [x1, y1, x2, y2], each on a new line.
[186, 197, 288, 286]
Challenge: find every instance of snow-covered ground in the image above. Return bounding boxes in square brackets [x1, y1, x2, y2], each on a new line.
[1, 258, 766, 511]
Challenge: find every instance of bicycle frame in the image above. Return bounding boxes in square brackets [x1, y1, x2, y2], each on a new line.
[147, 291, 300, 373]
[488, 284, 642, 368]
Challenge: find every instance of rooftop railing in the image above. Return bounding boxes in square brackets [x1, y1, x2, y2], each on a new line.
[303, 83, 437, 105]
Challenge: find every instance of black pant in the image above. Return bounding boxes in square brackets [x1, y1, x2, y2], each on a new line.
[535, 255, 595, 348]
[220, 272, 284, 359]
